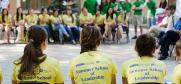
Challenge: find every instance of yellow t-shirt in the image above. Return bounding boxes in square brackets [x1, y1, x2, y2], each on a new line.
[62, 14, 76, 25]
[68, 51, 117, 84]
[121, 56, 166, 84]
[79, 13, 93, 24]
[172, 64, 181, 84]
[25, 15, 38, 25]
[0, 65, 2, 81]
[50, 15, 62, 24]
[106, 14, 116, 23]
[12, 57, 64, 84]
[39, 14, 50, 26]
[93, 15, 105, 25]
[0, 15, 11, 25]
[117, 15, 128, 26]
[14, 15, 25, 24]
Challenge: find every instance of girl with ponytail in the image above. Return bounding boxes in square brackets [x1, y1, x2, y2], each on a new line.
[12, 25, 64, 84]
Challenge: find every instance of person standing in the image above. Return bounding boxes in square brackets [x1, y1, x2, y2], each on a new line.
[132, 0, 144, 39]
[121, 0, 132, 27]
[146, 0, 157, 28]
[83, 0, 97, 15]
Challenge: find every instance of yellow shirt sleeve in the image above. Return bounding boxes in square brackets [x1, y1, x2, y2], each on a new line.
[121, 62, 127, 78]
[0, 66, 2, 81]
[55, 61, 64, 83]
[68, 60, 74, 78]
[0, 16, 2, 23]
[109, 58, 117, 74]
[11, 64, 17, 81]
[172, 65, 181, 83]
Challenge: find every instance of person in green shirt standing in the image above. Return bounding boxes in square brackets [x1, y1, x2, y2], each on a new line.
[121, 0, 132, 27]
[146, 0, 157, 28]
[122, 0, 132, 14]
[83, 0, 97, 15]
[132, 0, 144, 39]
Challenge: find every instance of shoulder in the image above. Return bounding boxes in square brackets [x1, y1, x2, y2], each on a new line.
[45, 56, 59, 64]
[153, 58, 166, 66]
[122, 57, 138, 66]
[174, 64, 181, 70]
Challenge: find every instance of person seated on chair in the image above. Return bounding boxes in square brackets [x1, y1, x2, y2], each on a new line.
[117, 10, 129, 41]
[25, 8, 38, 30]
[158, 5, 181, 60]
[12, 25, 64, 84]
[0, 8, 12, 43]
[121, 34, 167, 84]
[93, 8, 106, 35]
[79, 8, 93, 28]
[39, 8, 52, 43]
[68, 26, 117, 84]
[63, 7, 80, 45]
[175, 40, 181, 64]
[172, 40, 181, 84]
[148, 7, 171, 38]
[14, 7, 26, 43]
[104, 7, 117, 43]
[50, 9, 69, 44]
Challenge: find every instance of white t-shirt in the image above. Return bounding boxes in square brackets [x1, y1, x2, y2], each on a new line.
[175, 0, 181, 17]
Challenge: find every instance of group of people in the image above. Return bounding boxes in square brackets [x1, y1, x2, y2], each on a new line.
[0, 7, 80, 44]
[0, 25, 179, 83]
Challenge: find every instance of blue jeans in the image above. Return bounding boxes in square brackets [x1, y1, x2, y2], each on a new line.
[148, 16, 156, 28]
[43, 26, 51, 42]
[54, 23, 68, 42]
[65, 26, 80, 42]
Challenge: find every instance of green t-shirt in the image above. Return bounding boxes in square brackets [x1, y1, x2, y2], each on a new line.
[114, 2, 123, 16]
[147, 0, 156, 16]
[100, 3, 115, 15]
[133, 1, 144, 15]
[84, 0, 97, 15]
[122, 2, 132, 14]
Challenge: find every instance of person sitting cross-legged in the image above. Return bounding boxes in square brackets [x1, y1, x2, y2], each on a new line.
[121, 34, 167, 84]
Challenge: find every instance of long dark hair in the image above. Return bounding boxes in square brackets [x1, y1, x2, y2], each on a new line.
[41, 8, 47, 14]
[15, 25, 47, 80]
[159, 0, 167, 9]
[66, 7, 74, 23]
[16, 7, 24, 22]
[27, 8, 33, 15]
[80, 26, 102, 54]
[2, 8, 9, 23]
[106, 7, 114, 20]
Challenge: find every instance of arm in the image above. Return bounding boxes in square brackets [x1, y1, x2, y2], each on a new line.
[111, 74, 116, 84]
[122, 77, 128, 84]
[71, 78, 75, 84]
[12, 80, 17, 84]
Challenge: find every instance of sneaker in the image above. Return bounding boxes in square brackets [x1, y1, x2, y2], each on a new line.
[132, 36, 137, 39]
[72, 40, 76, 45]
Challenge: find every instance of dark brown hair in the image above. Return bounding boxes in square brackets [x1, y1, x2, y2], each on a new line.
[16, 7, 24, 22]
[16, 25, 47, 80]
[1, 8, 9, 23]
[80, 26, 102, 54]
[176, 40, 181, 57]
[135, 34, 156, 57]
